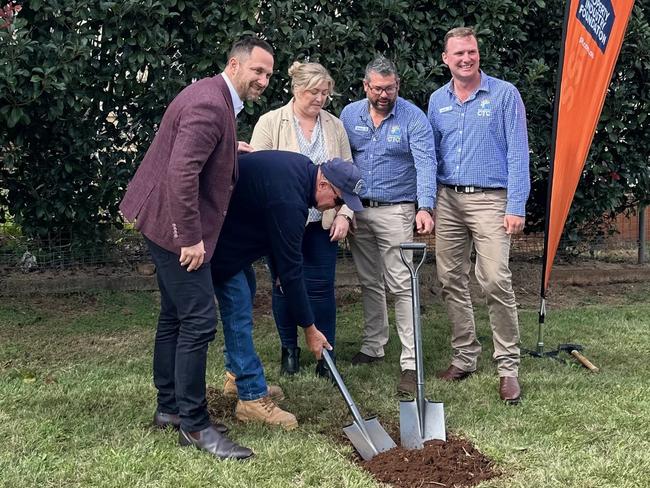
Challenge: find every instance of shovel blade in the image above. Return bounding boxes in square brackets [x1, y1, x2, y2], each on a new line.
[343, 416, 396, 461]
[399, 399, 446, 449]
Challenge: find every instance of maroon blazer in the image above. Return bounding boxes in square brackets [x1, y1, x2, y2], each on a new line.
[120, 75, 237, 262]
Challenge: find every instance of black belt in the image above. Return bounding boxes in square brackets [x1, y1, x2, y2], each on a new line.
[443, 184, 505, 194]
[361, 199, 414, 208]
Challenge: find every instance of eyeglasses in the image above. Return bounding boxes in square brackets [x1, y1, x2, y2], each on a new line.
[366, 83, 398, 96]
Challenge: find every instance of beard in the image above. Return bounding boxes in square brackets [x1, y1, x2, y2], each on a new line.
[369, 95, 396, 114]
[244, 84, 264, 101]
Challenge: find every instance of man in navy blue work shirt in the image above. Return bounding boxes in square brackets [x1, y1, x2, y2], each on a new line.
[340, 56, 436, 396]
[211, 150, 364, 429]
[427, 27, 530, 404]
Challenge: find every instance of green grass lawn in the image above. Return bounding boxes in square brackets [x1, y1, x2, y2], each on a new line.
[1, 288, 649, 488]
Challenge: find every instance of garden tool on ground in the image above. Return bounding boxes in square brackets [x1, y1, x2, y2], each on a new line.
[557, 343, 600, 372]
[322, 349, 396, 460]
[398, 242, 446, 449]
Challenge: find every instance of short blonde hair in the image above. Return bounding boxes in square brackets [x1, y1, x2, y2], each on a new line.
[288, 61, 335, 95]
[444, 26, 477, 52]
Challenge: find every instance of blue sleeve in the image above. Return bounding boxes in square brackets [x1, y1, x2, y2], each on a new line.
[409, 108, 437, 208]
[503, 86, 530, 216]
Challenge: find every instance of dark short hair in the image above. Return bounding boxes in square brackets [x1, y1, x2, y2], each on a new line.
[228, 36, 274, 60]
[364, 56, 399, 81]
[443, 27, 477, 52]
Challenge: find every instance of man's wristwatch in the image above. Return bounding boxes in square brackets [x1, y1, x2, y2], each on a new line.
[417, 207, 433, 216]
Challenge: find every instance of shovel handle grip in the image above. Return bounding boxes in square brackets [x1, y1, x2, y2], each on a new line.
[399, 242, 426, 250]
[571, 350, 599, 373]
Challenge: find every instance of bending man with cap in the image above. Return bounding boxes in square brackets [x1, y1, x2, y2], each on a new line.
[211, 150, 364, 429]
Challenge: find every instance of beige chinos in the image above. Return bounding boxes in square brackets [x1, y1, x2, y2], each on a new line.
[435, 187, 520, 376]
[348, 203, 416, 370]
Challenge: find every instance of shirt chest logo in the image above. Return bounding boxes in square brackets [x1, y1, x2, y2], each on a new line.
[354, 125, 369, 133]
[477, 99, 491, 117]
[438, 105, 453, 113]
[387, 124, 402, 143]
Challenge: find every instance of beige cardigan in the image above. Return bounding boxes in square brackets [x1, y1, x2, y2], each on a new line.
[250, 100, 354, 229]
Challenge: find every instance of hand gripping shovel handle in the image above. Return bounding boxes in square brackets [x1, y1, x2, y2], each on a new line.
[322, 349, 379, 455]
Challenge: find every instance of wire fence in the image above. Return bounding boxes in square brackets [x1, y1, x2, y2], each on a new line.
[1, 215, 646, 275]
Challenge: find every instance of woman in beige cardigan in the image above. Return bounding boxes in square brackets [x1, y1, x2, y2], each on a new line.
[250, 61, 353, 380]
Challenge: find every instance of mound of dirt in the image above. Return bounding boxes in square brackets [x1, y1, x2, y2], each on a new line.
[360, 436, 499, 488]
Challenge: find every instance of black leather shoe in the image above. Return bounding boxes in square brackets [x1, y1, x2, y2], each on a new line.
[350, 351, 384, 365]
[315, 350, 335, 383]
[154, 411, 228, 434]
[281, 346, 301, 375]
[179, 424, 253, 460]
[153, 411, 181, 429]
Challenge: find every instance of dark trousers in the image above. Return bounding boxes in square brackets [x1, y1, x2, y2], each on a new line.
[145, 237, 216, 432]
[271, 222, 339, 348]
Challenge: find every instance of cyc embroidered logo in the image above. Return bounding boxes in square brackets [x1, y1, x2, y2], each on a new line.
[477, 99, 491, 117]
[387, 125, 401, 143]
[576, 0, 615, 53]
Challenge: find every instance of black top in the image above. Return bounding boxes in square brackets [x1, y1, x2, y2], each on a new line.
[211, 150, 318, 327]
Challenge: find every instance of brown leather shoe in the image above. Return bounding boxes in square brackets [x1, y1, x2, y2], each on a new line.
[223, 371, 285, 401]
[499, 376, 521, 404]
[436, 364, 475, 381]
[153, 411, 228, 434]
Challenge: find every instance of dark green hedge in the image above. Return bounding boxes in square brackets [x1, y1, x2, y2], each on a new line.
[1, 0, 649, 244]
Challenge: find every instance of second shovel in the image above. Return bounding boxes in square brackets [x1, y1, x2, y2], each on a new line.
[322, 349, 396, 460]
[398, 242, 446, 449]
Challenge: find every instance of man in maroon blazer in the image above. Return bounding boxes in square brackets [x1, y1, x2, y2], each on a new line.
[120, 37, 274, 460]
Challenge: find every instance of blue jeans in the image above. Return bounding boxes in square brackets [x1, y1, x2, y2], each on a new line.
[145, 237, 215, 432]
[271, 222, 339, 348]
[223, 265, 256, 375]
[214, 269, 268, 401]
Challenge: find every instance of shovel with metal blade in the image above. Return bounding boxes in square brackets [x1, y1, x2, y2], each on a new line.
[322, 349, 396, 460]
[398, 242, 446, 449]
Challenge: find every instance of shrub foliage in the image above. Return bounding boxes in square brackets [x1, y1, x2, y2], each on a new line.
[1, 0, 649, 245]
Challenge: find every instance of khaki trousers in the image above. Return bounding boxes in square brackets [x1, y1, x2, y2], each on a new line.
[349, 204, 416, 370]
[435, 187, 520, 376]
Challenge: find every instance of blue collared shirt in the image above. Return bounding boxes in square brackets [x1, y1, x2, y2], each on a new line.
[341, 97, 436, 208]
[427, 72, 530, 215]
[221, 72, 244, 117]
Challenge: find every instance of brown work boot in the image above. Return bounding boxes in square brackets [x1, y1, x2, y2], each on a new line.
[397, 369, 417, 396]
[223, 371, 285, 401]
[235, 395, 298, 430]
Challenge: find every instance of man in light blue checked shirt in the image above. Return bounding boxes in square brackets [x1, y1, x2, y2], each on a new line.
[341, 56, 436, 396]
[428, 27, 530, 404]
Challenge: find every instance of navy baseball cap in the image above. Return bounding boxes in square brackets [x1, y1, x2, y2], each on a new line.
[320, 158, 364, 212]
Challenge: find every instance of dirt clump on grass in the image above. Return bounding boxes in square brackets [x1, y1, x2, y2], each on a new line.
[360, 435, 499, 488]
[206, 386, 237, 424]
